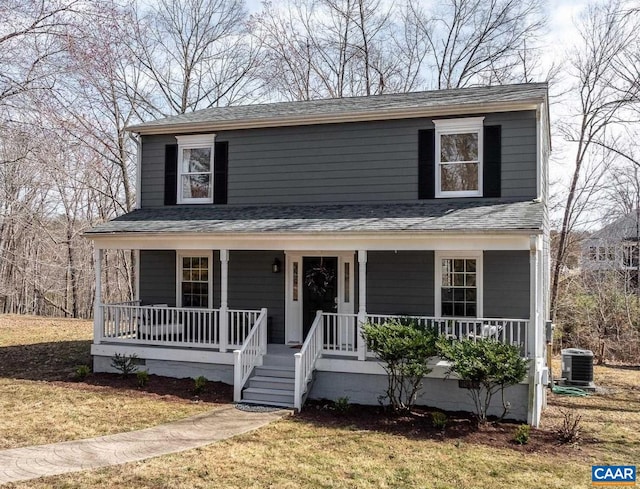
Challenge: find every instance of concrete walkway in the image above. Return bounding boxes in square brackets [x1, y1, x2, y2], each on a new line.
[0, 405, 288, 485]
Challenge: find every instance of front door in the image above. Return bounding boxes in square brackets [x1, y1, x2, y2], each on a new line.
[302, 257, 338, 337]
[285, 252, 355, 344]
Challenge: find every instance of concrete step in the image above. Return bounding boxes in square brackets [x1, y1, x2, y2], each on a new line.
[248, 376, 295, 391]
[261, 353, 296, 368]
[242, 387, 295, 406]
[254, 365, 295, 379]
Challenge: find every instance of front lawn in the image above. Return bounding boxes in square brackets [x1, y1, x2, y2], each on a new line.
[1, 315, 638, 488]
[0, 315, 229, 449]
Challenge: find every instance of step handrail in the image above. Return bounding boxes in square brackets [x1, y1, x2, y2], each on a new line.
[233, 307, 268, 402]
[293, 310, 323, 411]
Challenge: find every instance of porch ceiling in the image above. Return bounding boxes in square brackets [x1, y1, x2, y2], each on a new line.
[86, 199, 543, 237]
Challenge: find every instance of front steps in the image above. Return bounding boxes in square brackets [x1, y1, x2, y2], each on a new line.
[240, 348, 313, 409]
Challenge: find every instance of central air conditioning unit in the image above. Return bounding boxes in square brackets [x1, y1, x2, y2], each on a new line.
[561, 348, 594, 386]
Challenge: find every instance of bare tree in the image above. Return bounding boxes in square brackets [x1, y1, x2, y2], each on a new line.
[550, 1, 639, 318]
[406, 0, 546, 89]
[130, 0, 261, 115]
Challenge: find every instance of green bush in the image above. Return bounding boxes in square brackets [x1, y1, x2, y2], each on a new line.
[362, 319, 438, 412]
[194, 376, 207, 394]
[75, 364, 91, 380]
[137, 370, 150, 387]
[513, 424, 530, 444]
[436, 337, 529, 423]
[431, 411, 447, 429]
[110, 353, 139, 376]
[333, 396, 350, 414]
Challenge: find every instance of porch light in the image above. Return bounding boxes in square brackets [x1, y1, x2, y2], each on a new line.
[272, 257, 281, 273]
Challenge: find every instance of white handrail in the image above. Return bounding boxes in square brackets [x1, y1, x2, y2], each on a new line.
[294, 310, 323, 411]
[233, 308, 268, 402]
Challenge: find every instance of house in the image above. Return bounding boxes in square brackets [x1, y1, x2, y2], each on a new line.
[86, 83, 551, 426]
[582, 209, 640, 284]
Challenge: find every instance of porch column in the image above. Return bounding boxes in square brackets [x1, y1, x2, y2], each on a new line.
[528, 235, 543, 426]
[219, 249, 229, 352]
[93, 248, 103, 345]
[529, 236, 540, 359]
[357, 250, 367, 361]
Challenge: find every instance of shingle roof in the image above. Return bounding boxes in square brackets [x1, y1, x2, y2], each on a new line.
[592, 210, 640, 241]
[128, 83, 548, 134]
[86, 199, 543, 236]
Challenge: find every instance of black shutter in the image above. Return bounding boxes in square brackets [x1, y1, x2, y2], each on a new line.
[164, 144, 178, 205]
[483, 125, 501, 198]
[214, 141, 228, 205]
[418, 129, 435, 199]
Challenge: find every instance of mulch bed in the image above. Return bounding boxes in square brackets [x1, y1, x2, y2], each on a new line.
[296, 400, 561, 454]
[54, 373, 234, 405]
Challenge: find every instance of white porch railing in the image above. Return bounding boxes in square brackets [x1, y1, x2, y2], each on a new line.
[228, 309, 262, 347]
[294, 310, 324, 411]
[233, 308, 268, 402]
[100, 303, 262, 351]
[322, 312, 358, 356]
[321, 313, 531, 358]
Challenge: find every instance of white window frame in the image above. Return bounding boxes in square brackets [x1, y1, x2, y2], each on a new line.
[176, 250, 214, 309]
[434, 117, 484, 198]
[434, 251, 483, 318]
[176, 134, 216, 204]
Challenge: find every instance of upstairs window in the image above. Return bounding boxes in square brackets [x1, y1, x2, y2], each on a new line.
[176, 135, 215, 204]
[434, 118, 484, 198]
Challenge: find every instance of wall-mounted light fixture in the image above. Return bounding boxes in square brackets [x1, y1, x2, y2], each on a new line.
[272, 257, 281, 274]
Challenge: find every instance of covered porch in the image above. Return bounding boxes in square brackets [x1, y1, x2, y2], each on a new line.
[87, 199, 547, 424]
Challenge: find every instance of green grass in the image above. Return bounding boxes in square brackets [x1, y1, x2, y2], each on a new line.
[0, 315, 219, 449]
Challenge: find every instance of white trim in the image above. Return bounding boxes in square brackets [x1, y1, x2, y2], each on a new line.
[434, 117, 485, 198]
[91, 343, 234, 365]
[129, 100, 543, 135]
[175, 134, 216, 204]
[91, 233, 535, 252]
[284, 251, 355, 344]
[434, 250, 483, 318]
[94, 248, 103, 345]
[175, 250, 214, 309]
[133, 134, 141, 209]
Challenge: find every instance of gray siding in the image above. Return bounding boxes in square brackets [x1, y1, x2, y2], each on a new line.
[483, 251, 530, 318]
[139, 250, 176, 306]
[367, 251, 434, 315]
[228, 251, 285, 344]
[140, 111, 537, 207]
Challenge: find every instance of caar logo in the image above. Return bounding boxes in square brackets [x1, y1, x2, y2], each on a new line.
[592, 465, 636, 486]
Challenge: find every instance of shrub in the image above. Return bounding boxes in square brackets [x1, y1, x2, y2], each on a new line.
[362, 319, 438, 412]
[513, 424, 531, 444]
[431, 411, 447, 430]
[137, 370, 150, 387]
[334, 397, 350, 414]
[194, 375, 207, 394]
[110, 353, 139, 376]
[75, 364, 91, 380]
[557, 409, 582, 443]
[437, 337, 529, 423]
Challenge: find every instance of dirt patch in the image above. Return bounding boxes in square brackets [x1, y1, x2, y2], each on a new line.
[296, 400, 576, 456]
[57, 372, 234, 405]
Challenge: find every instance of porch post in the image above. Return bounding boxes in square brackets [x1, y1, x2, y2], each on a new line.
[528, 235, 543, 426]
[219, 249, 229, 352]
[93, 248, 103, 345]
[357, 250, 367, 361]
